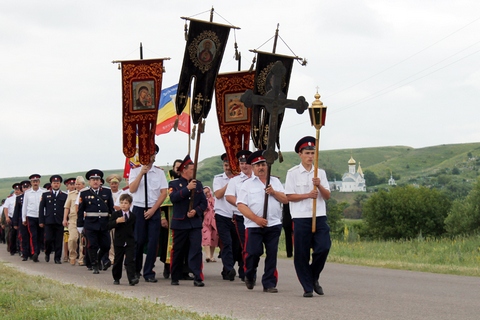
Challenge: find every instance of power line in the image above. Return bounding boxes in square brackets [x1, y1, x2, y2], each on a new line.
[327, 16, 480, 98]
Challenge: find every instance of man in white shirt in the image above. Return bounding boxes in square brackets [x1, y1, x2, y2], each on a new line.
[4, 183, 23, 255]
[237, 150, 288, 293]
[213, 153, 238, 281]
[225, 150, 252, 281]
[284, 136, 331, 298]
[22, 173, 47, 262]
[129, 144, 167, 282]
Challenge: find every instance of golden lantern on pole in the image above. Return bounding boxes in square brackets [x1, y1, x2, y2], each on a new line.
[308, 90, 327, 232]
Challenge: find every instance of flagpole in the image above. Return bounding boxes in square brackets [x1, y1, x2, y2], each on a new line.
[140, 42, 149, 212]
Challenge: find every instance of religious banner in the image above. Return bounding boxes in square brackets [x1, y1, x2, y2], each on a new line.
[120, 58, 165, 165]
[251, 51, 295, 151]
[215, 71, 254, 175]
[175, 18, 237, 123]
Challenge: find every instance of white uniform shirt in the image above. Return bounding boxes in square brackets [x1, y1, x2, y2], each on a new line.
[22, 187, 46, 221]
[225, 172, 250, 216]
[213, 172, 234, 218]
[284, 163, 330, 218]
[4, 195, 17, 218]
[129, 166, 168, 208]
[236, 175, 284, 228]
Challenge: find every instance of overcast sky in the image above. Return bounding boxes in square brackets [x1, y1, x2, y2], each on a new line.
[1, 0, 479, 179]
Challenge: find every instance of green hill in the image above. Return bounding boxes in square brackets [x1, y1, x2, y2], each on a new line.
[2, 143, 479, 204]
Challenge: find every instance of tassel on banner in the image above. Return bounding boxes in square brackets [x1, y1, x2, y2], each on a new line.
[248, 56, 256, 72]
[173, 116, 179, 131]
[184, 21, 188, 41]
[278, 150, 283, 163]
[191, 124, 196, 140]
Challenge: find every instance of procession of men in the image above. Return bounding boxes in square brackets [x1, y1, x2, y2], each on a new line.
[0, 136, 332, 297]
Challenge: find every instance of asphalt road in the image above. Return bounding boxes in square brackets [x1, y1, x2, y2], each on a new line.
[1, 246, 479, 320]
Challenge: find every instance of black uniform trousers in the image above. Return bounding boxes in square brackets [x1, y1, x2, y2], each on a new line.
[85, 228, 110, 267]
[215, 214, 242, 276]
[7, 222, 18, 254]
[170, 227, 203, 282]
[133, 206, 161, 280]
[27, 217, 44, 256]
[19, 223, 31, 258]
[244, 224, 282, 289]
[44, 223, 64, 261]
[293, 216, 331, 293]
[233, 214, 245, 279]
[112, 244, 135, 282]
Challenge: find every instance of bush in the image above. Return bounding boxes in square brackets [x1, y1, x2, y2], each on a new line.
[445, 177, 480, 235]
[362, 185, 451, 240]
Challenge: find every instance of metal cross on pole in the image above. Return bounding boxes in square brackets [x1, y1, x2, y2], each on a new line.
[241, 60, 308, 218]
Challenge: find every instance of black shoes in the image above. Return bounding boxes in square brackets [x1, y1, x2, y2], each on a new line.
[54, 260, 62, 264]
[313, 281, 324, 295]
[102, 260, 112, 271]
[45, 254, 50, 262]
[93, 266, 100, 274]
[32, 253, 39, 263]
[182, 274, 194, 280]
[303, 292, 313, 298]
[129, 278, 139, 286]
[171, 280, 179, 286]
[227, 269, 236, 281]
[193, 280, 205, 287]
[263, 287, 278, 293]
[163, 264, 170, 279]
[22, 257, 28, 261]
[145, 278, 158, 283]
[113, 280, 120, 285]
[245, 279, 255, 290]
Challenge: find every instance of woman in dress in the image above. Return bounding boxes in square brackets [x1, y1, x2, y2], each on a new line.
[202, 186, 218, 262]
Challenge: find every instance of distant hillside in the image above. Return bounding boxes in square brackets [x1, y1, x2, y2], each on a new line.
[2, 143, 480, 202]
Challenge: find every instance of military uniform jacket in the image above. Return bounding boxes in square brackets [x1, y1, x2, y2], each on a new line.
[107, 210, 136, 247]
[39, 190, 68, 225]
[12, 194, 24, 227]
[169, 177, 207, 230]
[77, 187, 114, 231]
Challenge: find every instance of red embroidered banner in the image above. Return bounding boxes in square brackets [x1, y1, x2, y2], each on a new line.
[215, 71, 254, 175]
[121, 59, 165, 165]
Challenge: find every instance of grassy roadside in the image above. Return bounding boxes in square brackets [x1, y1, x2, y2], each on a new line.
[277, 226, 480, 277]
[0, 262, 229, 320]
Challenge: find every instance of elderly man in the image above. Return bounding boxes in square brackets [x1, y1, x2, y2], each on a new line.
[237, 150, 288, 293]
[63, 176, 86, 265]
[77, 169, 115, 274]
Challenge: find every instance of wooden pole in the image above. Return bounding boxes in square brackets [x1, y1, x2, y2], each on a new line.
[189, 120, 204, 210]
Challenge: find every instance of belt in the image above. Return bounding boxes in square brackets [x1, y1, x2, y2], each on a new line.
[85, 212, 108, 217]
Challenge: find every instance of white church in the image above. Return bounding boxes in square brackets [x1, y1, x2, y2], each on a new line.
[329, 156, 366, 192]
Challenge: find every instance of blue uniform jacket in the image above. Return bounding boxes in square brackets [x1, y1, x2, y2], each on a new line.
[77, 187, 114, 231]
[39, 191, 68, 225]
[169, 177, 207, 230]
